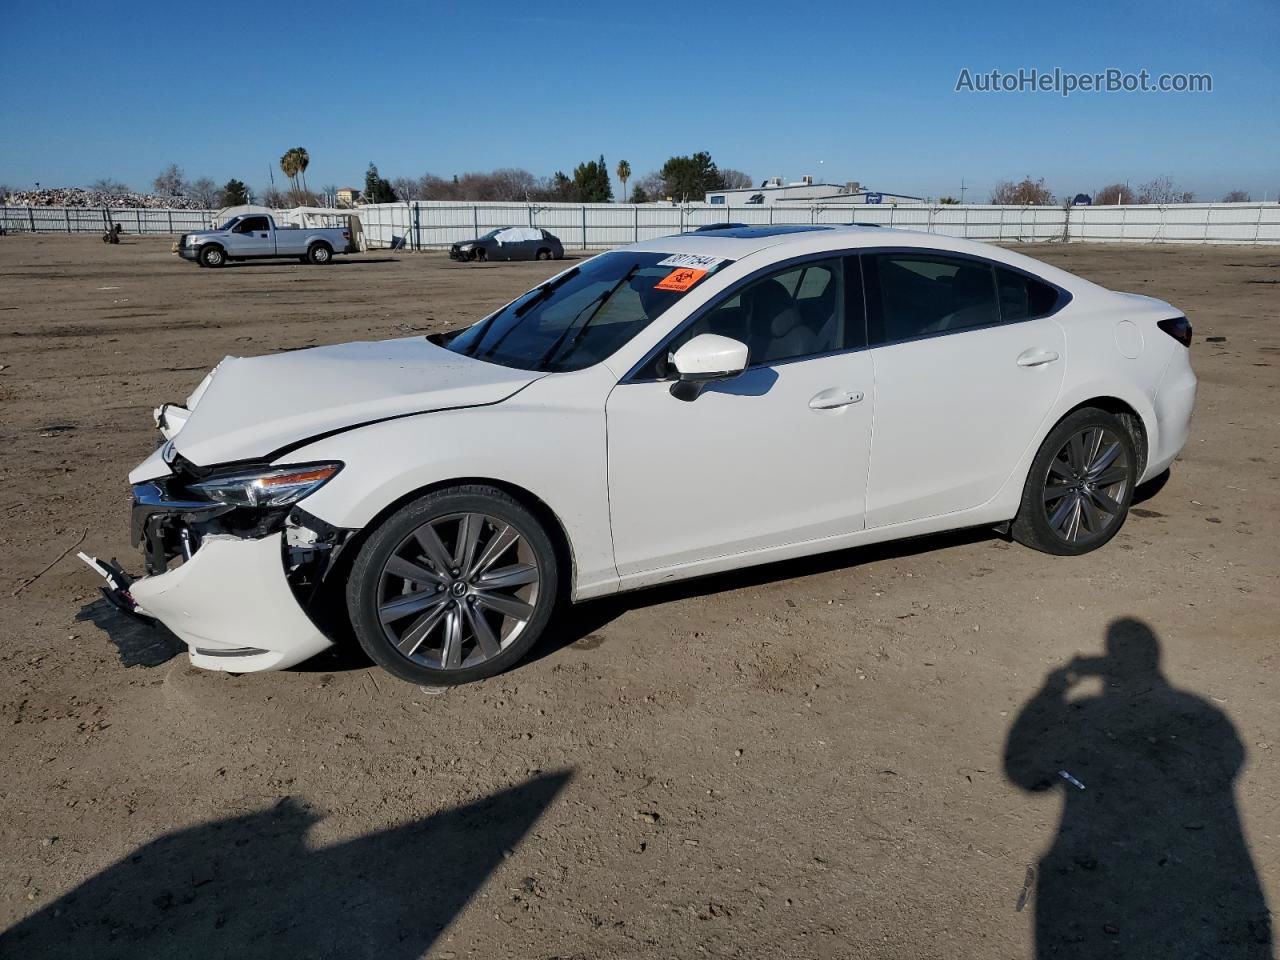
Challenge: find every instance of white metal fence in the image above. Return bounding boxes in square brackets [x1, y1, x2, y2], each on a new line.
[0, 206, 216, 234]
[3, 201, 1278, 246]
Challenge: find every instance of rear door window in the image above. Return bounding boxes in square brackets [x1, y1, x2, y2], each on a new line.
[996, 267, 1062, 321]
[864, 253, 1000, 345]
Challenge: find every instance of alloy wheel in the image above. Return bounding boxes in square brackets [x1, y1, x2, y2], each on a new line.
[1042, 426, 1131, 544]
[376, 512, 540, 670]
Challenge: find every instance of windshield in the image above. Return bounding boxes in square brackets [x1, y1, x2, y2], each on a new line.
[479, 228, 503, 240]
[444, 251, 731, 373]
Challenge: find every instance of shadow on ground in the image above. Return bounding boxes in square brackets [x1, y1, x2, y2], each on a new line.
[0, 771, 570, 959]
[1005, 617, 1271, 957]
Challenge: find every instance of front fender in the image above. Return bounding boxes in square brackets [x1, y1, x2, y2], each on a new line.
[281, 367, 620, 600]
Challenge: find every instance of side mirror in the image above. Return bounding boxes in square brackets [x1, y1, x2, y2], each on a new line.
[669, 333, 749, 401]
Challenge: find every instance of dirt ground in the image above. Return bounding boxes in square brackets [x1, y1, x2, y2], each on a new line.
[0, 235, 1276, 959]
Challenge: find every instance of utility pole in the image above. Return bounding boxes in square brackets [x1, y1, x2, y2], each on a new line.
[959, 177, 967, 204]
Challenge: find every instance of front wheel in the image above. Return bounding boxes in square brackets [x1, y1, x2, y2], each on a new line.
[1012, 407, 1137, 555]
[346, 485, 559, 685]
[199, 245, 225, 268]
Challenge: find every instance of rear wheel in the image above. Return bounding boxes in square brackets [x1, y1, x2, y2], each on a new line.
[307, 242, 333, 265]
[199, 245, 225, 268]
[536, 247, 551, 261]
[1012, 407, 1136, 555]
[346, 485, 559, 685]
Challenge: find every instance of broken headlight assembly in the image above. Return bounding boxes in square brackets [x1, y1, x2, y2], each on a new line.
[188, 463, 343, 508]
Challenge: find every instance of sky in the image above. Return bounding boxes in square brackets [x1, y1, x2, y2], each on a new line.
[1, 0, 1277, 203]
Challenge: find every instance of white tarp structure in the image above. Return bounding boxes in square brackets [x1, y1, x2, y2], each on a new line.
[494, 226, 543, 244]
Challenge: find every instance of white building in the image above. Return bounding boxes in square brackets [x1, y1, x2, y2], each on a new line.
[706, 177, 923, 206]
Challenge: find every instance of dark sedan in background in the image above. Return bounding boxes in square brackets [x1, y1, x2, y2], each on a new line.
[449, 227, 565, 262]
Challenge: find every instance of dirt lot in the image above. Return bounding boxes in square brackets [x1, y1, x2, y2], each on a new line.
[1, 235, 1277, 959]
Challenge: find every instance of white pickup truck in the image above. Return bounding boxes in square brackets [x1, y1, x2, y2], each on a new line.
[176, 213, 360, 268]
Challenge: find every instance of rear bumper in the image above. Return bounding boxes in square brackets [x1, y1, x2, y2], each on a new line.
[128, 532, 333, 672]
[1147, 354, 1197, 479]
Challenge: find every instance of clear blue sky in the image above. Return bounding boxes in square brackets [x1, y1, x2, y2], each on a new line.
[2, 0, 1277, 202]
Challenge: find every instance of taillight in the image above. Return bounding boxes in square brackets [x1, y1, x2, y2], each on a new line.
[1157, 316, 1192, 348]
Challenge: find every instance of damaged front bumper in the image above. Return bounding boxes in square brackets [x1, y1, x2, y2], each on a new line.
[126, 530, 333, 672]
[85, 472, 351, 672]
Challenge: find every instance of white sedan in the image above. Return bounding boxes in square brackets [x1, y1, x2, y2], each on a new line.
[89, 225, 1197, 685]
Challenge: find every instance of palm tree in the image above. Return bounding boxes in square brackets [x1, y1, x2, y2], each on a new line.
[279, 150, 300, 197]
[616, 159, 631, 204]
[294, 147, 310, 193]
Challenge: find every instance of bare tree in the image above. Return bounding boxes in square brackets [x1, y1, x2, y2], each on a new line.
[1094, 183, 1136, 205]
[989, 177, 1055, 205]
[187, 177, 220, 207]
[0, 183, 13, 201]
[390, 177, 420, 201]
[90, 178, 131, 194]
[1135, 176, 1193, 204]
[1222, 190, 1250, 202]
[632, 171, 666, 202]
[720, 168, 753, 190]
[152, 163, 187, 197]
[260, 186, 290, 208]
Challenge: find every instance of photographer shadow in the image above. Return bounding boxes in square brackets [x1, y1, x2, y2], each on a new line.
[1004, 618, 1271, 957]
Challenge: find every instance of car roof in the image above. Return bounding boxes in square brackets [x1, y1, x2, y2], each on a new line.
[620, 225, 1101, 295]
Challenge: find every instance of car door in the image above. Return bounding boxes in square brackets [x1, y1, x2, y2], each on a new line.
[494, 228, 520, 261]
[861, 251, 1067, 528]
[230, 215, 274, 257]
[606, 256, 874, 577]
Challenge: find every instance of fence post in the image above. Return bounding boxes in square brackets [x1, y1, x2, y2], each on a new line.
[581, 205, 587, 250]
[28, 207, 35, 232]
[962, 206, 969, 239]
[167, 209, 173, 233]
[634, 205, 639, 243]
[64, 208, 71, 233]
[473, 205, 479, 240]
[1256, 203, 1264, 244]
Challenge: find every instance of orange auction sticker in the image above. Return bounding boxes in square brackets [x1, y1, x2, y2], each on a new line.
[654, 267, 707, 292]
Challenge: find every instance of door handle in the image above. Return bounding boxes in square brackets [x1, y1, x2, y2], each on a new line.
[1016, 348, 1060, 367]
[809, 388, 864, 410]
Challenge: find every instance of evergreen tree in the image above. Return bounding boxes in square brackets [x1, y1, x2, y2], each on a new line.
[364, 163, 398, 204]
[220, 179, 249, 206]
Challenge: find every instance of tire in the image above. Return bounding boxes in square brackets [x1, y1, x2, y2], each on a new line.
[307, 242, 333, 265]
[535, 247, 551, 261]
[199, 245, 225, 268]
[1012, 407, 1137, 556]
[472, 247, 487, 263]
[346, 484, 559, 685]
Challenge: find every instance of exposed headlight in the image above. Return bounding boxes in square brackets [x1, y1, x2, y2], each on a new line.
[189, 463, 342, 508]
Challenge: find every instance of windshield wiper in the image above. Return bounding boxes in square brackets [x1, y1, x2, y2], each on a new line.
[536, 263, 640, 371]
[515, 266, 580, 318]
[460, 266, 581, 358]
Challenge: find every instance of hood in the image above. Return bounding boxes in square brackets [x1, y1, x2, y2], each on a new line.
[168, 337, 542, 466]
